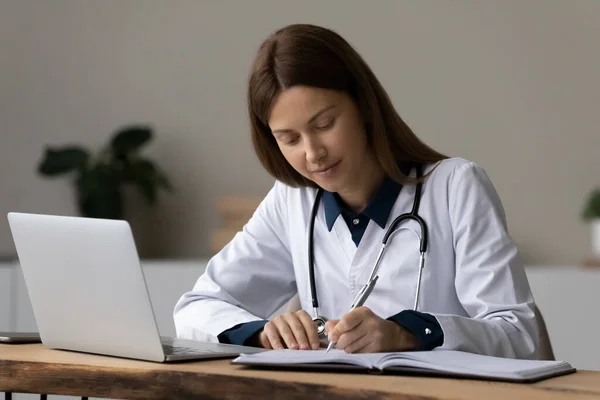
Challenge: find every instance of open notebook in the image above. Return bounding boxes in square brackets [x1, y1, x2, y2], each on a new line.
[233, 349, 575, 382]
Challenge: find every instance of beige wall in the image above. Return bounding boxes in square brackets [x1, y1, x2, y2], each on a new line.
[0, 0, 598, 264]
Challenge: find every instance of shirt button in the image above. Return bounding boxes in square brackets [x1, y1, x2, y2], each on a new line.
[352, 218, 360, 225]
[425, 328, 432, 335]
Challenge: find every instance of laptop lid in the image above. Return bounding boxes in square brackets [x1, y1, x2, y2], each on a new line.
[7, 212, 166, 362]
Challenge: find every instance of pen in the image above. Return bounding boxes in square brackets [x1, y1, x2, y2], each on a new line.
[325, 275, 379, 353]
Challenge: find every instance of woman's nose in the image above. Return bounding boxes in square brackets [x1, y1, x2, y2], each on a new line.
[305, 138, 327, 163]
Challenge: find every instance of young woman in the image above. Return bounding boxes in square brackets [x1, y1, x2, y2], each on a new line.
[174, 24, 542, 359]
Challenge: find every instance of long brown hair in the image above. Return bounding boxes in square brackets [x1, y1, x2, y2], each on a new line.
[248, 24, 447, 188]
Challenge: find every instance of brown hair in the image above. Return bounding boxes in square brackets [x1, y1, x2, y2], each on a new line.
[248, 24, 447, 188]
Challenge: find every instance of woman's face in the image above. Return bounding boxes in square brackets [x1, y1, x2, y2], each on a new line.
[268, 86, 377, 194]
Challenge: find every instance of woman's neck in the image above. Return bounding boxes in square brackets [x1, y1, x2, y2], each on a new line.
[337, 160, 385, 213]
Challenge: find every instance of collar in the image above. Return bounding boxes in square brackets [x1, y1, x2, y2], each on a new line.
[322, 175, 403, 231]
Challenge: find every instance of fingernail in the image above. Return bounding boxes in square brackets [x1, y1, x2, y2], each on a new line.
[312, 343, 319, 350]
[290, 343, 298, 349]
[300, 343, 309, 350]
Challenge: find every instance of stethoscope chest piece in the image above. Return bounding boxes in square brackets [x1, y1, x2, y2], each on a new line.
[313, 316, 328, 338]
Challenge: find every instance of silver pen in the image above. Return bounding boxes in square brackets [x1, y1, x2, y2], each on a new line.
[325, 276, 379, 353]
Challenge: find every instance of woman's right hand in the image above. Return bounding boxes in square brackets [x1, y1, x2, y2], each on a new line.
[256, 310, 321, 350]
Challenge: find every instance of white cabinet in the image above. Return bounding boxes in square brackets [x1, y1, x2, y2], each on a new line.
[525, 267, 600, 371]
[0, 265, 13, 331]
[139, 262, 208, 337]
[1, 261, 599, 400]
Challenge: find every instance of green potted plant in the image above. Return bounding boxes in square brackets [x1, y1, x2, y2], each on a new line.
[582, 188, 600, 258]
[37, 124, 172, 220]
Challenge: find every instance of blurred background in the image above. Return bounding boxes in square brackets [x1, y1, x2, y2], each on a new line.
[1, 0, 599, 264]
[1, 2, 600, 390]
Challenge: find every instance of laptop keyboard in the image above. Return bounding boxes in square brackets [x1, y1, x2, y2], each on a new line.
[162, 343, 217, 355]
[160, 337, 223, 355]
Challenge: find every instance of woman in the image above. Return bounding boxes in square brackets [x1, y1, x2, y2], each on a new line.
[174, 24, 541, 359]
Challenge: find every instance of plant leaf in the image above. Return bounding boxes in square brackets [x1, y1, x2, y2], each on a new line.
[110, 125, 152, 156]
[38, 147, 89, 176]
[130, 159, 159, 204]
[582, 188, 600, 220]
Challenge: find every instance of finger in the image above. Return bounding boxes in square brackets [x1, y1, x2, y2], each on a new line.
[283, 313, 310, 350]
[335, 320, 369, 350]
[342, 331, 374, 354]
[296, 310, 321, 350]
[335, 307, 371, 336]
[263, 322, 284, 350]
[272, 316, 299, 350]
[330, 308, 372, 344]
[325, 319, 339, 334]
[257, 330, 272, 349]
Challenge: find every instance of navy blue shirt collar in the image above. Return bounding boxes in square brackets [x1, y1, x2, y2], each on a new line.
[322, 175, 403, 231]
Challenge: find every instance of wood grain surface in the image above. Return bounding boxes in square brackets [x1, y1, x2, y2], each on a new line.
[1, 344, 599, 400]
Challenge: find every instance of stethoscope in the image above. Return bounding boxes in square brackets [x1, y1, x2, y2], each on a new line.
[308, 164, 429, 338]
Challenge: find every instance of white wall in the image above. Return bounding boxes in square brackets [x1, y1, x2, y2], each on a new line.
[1, 0, 599, 263]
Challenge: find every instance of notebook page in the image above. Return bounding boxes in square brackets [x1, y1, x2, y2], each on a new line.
[378, 350, 573, 380]
[233, 349, 386, 369]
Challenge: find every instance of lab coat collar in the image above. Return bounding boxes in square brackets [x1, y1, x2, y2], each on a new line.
[322, 175, 403, 231]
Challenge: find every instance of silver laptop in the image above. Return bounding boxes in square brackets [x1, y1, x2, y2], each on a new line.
[7, 212, 265, 362]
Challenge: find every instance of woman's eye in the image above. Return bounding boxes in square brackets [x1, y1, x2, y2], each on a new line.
[316, 118, 335, 131]
[284, 137, 299, 146]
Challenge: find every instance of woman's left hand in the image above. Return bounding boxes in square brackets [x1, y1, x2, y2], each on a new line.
[324, 306, 419, 353]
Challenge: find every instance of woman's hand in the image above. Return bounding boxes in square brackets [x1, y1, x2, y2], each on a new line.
[256, 310, 321, 350]
[325, 306, 419, 353]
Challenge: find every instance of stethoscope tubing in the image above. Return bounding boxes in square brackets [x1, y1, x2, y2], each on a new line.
[308, 164, 428, 330]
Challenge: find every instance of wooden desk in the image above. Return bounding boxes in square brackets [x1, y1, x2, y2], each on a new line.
[1, 344, 599, 400]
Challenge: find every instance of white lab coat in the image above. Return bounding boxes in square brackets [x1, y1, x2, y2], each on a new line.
[174, 157, 541, 359]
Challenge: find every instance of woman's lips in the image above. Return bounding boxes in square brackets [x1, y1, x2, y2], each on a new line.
[312, 160, 341, 177]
